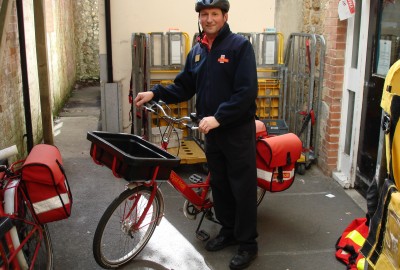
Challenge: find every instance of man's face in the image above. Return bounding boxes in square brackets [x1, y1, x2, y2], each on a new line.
[199, 8, 228, 38]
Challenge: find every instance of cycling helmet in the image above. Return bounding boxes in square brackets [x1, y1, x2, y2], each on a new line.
[195, 0, 230, 12]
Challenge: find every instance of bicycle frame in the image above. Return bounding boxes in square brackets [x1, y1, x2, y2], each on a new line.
[131, 162, 267, 232]
[150, 112, 213, 207]
[159, 123, 267, 203]
[0, 205, 20, 270]
[127, 102, 265, 231]
[168, 170, 212, 209]
[124, 164, 213, 231]
[0, 162, 45, 270]
[117, 103, 212, 228]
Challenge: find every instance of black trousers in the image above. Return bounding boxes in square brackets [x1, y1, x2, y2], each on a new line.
[205, 120, 258, 252]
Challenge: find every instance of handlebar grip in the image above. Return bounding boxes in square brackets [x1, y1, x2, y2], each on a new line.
[147, 100, 157, 106]
[190, 113, 201, 124]
[0, 145, 18, 161]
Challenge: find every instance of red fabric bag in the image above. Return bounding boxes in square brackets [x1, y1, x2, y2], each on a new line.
[335, 217, 368, 269]
[256, 133, 302, 192]
[255, 119, 268, 138]
[21, 144, 72, 224]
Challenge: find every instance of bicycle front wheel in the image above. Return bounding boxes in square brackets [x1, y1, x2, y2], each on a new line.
[93, 185, 163, 269]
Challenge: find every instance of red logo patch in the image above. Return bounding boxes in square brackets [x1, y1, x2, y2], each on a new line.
[218, 55, 229, 63]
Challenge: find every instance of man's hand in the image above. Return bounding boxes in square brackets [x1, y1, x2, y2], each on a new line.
[134, 92, 154, 107]
[199, 116, 220, 134]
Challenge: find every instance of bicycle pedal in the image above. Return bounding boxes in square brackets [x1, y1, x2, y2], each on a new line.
[196, 230, 210, 241]
[189, 174, 203, 184]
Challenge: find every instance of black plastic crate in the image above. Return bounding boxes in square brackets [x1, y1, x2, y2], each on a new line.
[261, 119, 289, 135]
[87, 131, 180, 181]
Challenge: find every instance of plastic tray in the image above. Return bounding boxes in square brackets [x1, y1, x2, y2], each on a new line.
[87, 131, 180, 181]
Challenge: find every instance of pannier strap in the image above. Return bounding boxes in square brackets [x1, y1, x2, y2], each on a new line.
[277, 167, 283, 183]
[277, 152, 293, 182]
[56, 159, 73, 215]
[286, 152, 291, 166]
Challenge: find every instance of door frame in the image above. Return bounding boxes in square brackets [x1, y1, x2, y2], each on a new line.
[333, 0, 370, 188]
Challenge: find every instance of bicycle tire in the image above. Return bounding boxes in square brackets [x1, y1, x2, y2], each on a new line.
[93, 185, 163, 269]
[257, 186, 266, 206]
[16, 188, 53, 270]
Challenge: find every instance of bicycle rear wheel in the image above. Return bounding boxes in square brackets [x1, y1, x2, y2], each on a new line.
[257, 186, 266, 206]
[93, 185, 163, 269]
[16, 190, 53, 270]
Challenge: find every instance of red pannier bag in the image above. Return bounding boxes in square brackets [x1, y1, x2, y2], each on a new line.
[256, 133, 302, 192]
[21, 144, 73, 224]
[255, 119, 268, 138]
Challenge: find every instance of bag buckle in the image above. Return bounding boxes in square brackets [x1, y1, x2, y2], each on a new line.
[382, 113, 391, 134]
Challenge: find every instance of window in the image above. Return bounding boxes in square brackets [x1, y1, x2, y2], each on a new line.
[375, 0, 400, 76]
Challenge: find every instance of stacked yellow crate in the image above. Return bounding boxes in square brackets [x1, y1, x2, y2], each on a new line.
[256, 78, 281, 119]
[239, 31, 286, 121]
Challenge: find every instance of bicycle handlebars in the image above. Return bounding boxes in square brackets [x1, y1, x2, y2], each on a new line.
[0, 145, 18, 161]
[143, 101, 199, 130]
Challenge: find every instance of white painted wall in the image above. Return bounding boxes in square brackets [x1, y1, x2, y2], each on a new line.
[99, 0, 275, 132]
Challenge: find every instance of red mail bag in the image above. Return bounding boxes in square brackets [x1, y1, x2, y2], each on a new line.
[256, 133, 302, 192]
[335, 217, 368, 269]
[21, 144, 73, 224]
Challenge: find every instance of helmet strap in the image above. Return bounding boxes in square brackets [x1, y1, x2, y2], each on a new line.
[197, 20, 204, 44]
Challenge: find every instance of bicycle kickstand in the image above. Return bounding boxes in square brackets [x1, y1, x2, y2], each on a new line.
[195, 211, 210, 241]
[195, 209, 221, 241]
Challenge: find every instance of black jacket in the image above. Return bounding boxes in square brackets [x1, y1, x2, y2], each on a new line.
[152, 23, 258, 129]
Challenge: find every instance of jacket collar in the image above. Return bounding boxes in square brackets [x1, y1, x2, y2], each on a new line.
[197, 23, 231, 50]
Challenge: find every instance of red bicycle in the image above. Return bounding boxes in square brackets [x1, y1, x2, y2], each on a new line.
[0, 146, 53, 270]
[87, 101, 268, 269]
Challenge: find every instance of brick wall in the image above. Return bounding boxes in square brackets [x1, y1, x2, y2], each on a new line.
[302, 0, 347, 176]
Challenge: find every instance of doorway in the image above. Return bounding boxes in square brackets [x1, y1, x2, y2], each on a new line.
[355, 0, 400, 196]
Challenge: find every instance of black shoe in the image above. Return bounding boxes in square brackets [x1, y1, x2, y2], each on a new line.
[229, 250, 257, 270]
[205, 235, 237, 252]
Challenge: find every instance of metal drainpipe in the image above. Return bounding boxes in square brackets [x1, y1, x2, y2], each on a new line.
[105, 0, 113, 83]
[16, 0, 34, 152]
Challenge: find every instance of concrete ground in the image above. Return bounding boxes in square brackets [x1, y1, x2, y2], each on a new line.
[48, 84, 367, 270]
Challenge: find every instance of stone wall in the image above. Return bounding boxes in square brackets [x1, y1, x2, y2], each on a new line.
[0, 0, 99, 158]
[73, 0, 100, 81]
[46, 0, 77, 115]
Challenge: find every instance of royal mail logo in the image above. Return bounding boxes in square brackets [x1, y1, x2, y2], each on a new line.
[218, 55, 229, 63]
[346, 0, 355, 13]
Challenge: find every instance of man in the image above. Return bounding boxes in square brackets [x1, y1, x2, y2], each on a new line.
[135, 1, 258, 269]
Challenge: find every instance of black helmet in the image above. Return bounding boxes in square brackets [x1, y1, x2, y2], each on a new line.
[195, 0, 230, 12]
